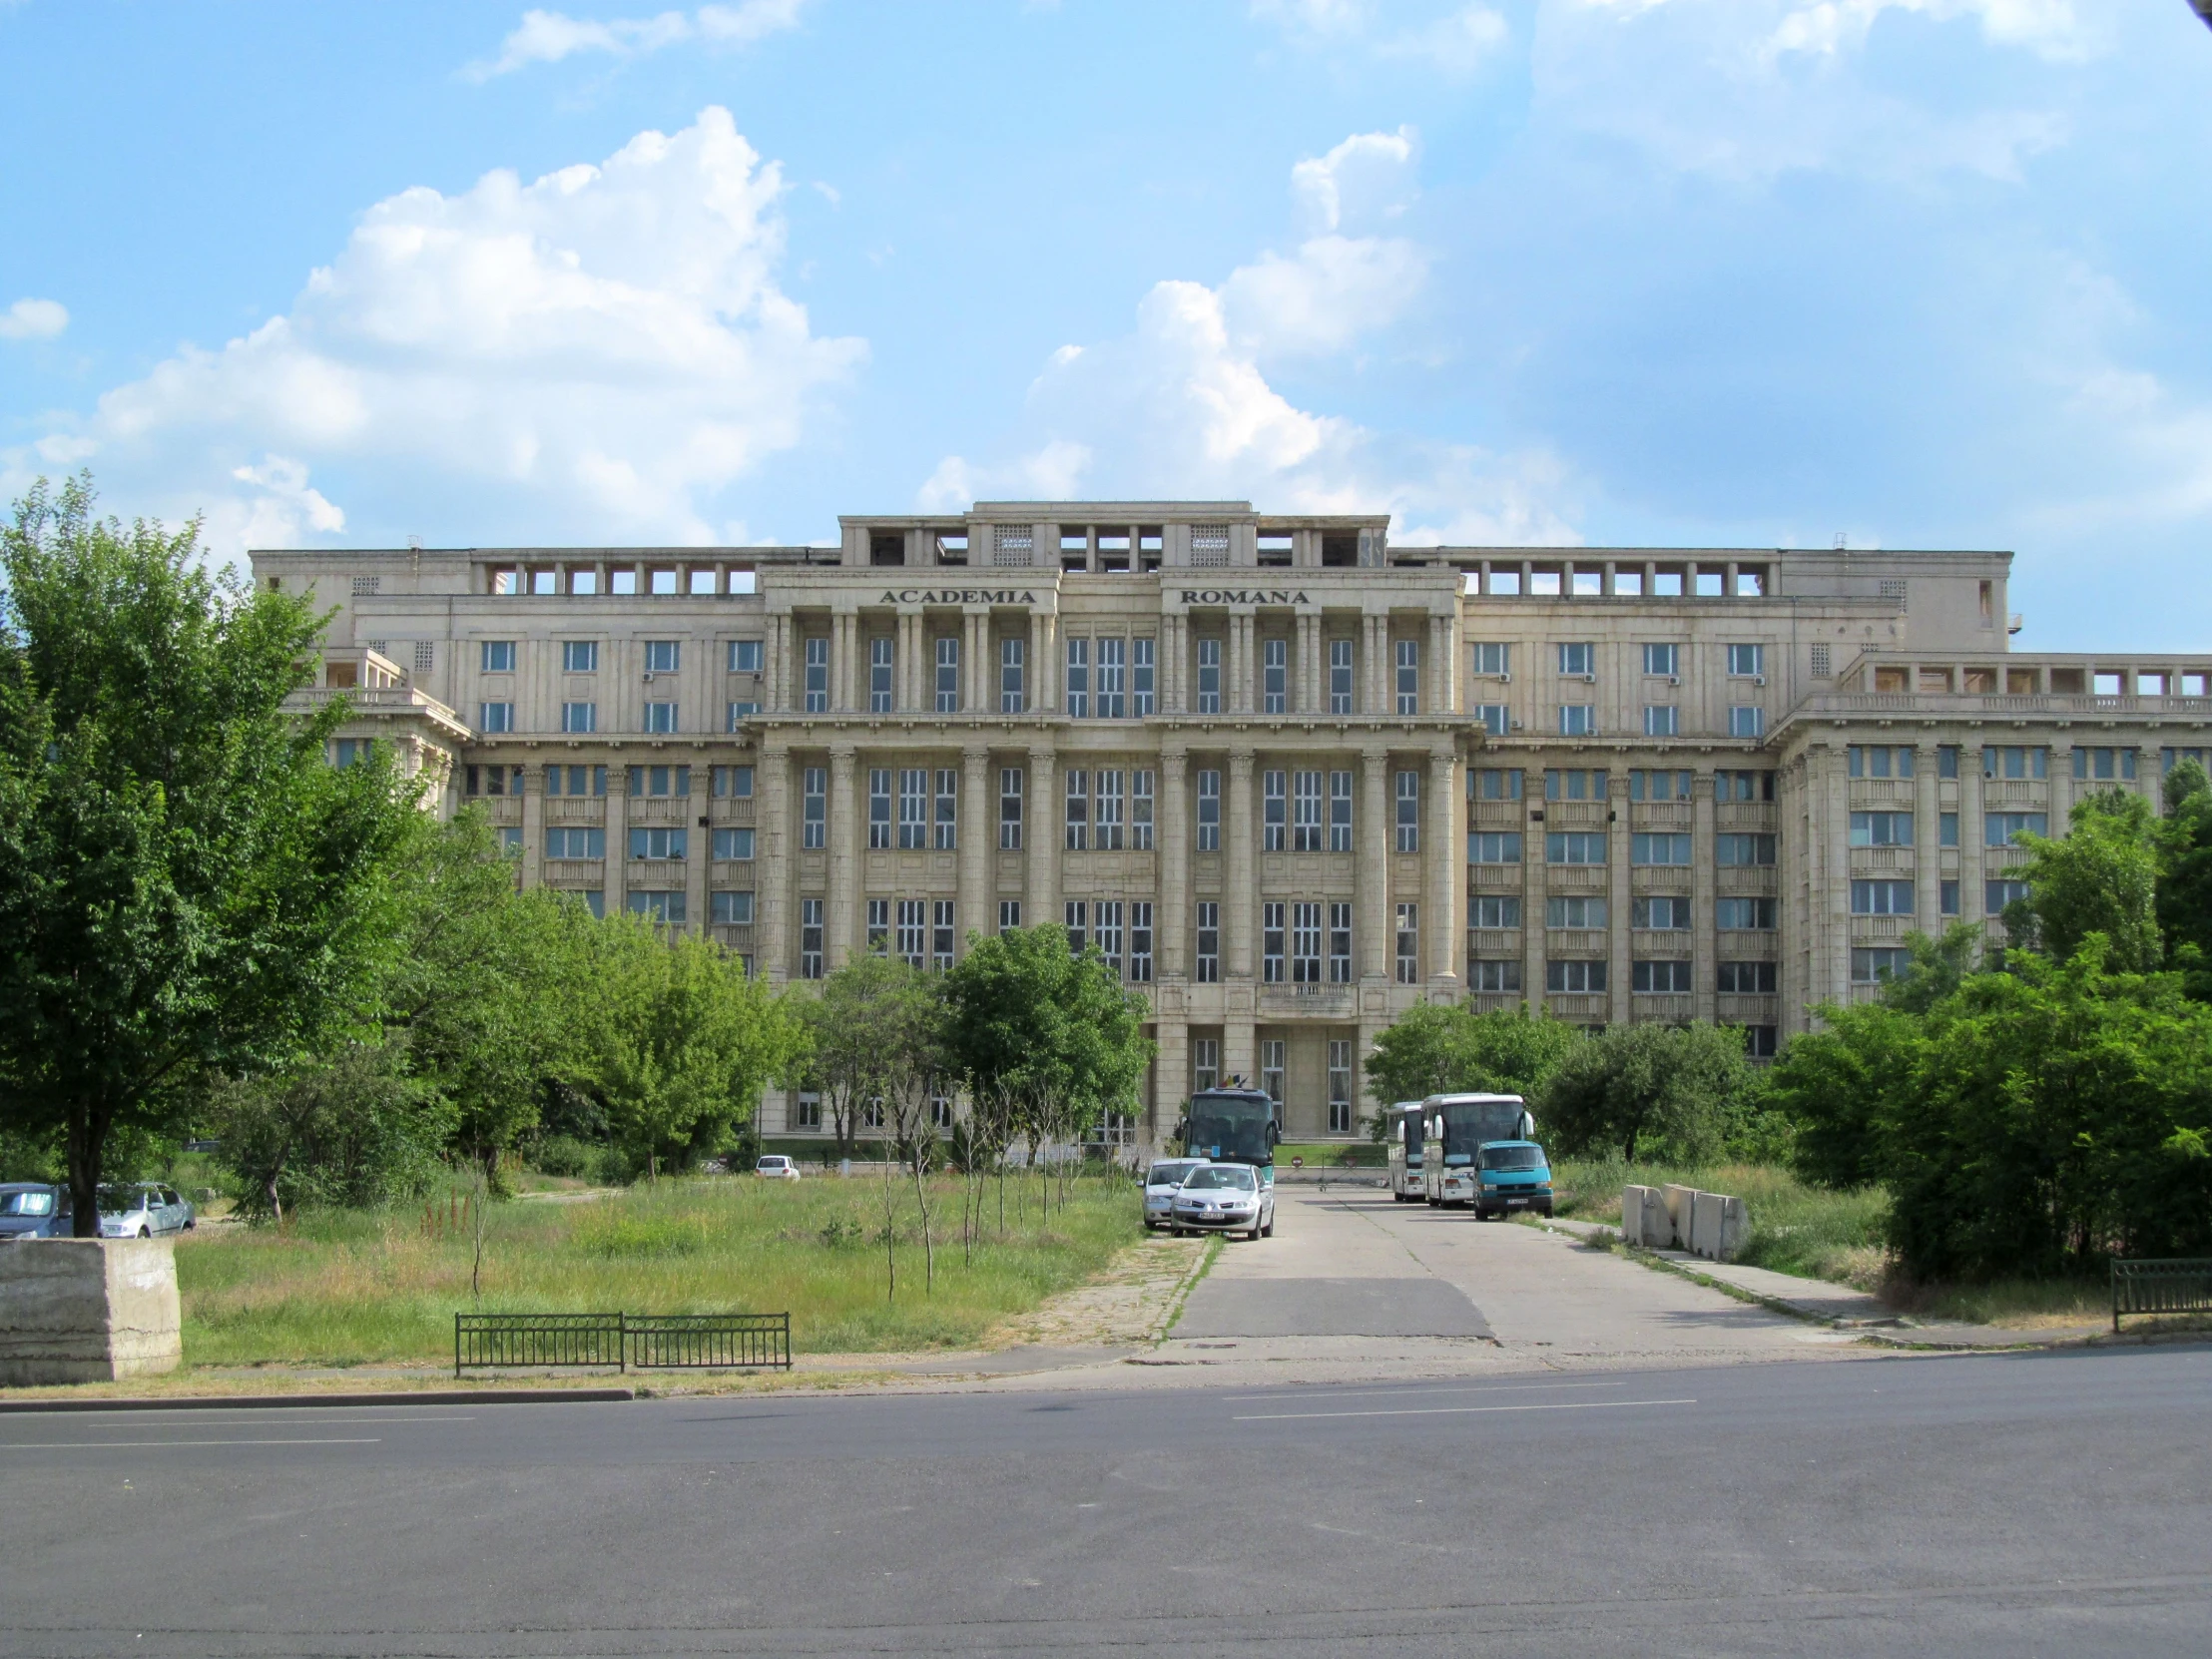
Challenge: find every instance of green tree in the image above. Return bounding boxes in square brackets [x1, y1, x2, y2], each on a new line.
[2008, 790, 2163, 971]
[1540, 1021, 1758, 1164]
[1364, 1003, 1583, 1136]
[0, 477, 423, 1234]
[1768, 1000, 1925, 1189]
[2157, 759, 2212, 997]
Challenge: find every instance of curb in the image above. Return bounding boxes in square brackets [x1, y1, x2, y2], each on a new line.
[0, 1386, 636, 1413]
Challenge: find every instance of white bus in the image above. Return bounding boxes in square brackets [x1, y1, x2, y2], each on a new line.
[1420, 1093, 1535, 1208]
[1385, 1102, 1426, 1202]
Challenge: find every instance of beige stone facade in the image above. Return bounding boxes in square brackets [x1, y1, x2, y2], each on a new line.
[257, 501, 2212, 1147]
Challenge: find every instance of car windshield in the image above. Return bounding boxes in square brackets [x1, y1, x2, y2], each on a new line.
[1479, 1144, 1545, 1172]
[1182, 1166, 1256, 1191]
[1146, 1162, 1200, 1187]
[0, 1190, 55, 1217]
[97, 1186, 150, 1210]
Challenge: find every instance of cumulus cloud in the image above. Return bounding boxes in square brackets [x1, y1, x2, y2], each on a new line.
[468, 1, 807, 79]
[0, 297, 68, 340]
[1290, 128, 1416, 233]
[15, 108, 862, 555]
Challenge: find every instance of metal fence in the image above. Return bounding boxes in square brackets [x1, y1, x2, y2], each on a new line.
[2111, 1259, 2212, 1333]
[455, 1312, 792, 1376]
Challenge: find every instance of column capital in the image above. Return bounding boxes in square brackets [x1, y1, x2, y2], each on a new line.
[1360, 743, 1390, 766]
[1159, 741, 1189, 767]
[828, 741, 857, 768]
[1228, 748, 1256, 779]
[962, 743, 991, 767]
[761, 738, 791, 763]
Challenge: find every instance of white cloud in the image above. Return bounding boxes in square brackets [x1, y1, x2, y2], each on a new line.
[1762, 0, 2097, 63]
[0, 296, 68, 340]
[20, 108, 863, 555]
[1290, 128, 1416, 233]
[1219, 235, 1429, 356]
[468, 1, 807, 79]
[1254, 1, 1510, 74]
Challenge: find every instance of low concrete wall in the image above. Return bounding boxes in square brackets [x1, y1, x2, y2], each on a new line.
[1622, 1185, 1747, 1261]
[0, 1239, 183, 1385]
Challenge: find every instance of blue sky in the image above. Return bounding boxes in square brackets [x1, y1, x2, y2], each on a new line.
[2, 0, 2208, 648]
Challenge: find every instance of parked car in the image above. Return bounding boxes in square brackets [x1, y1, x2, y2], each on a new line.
[0, 1183, 72, 1241]
[1171, 1163, 1275, 1241]
[1472, 1141, 1553, 1220]
[97, 1184, 195, 1238]
[754, 1155, 802, 1181]
[1141, 1158, 1207, 1230]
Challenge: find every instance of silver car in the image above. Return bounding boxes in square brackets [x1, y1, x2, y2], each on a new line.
[1141, 1158, 1207, 1230]
[1171, 1163, 1275, 1241]
[97, 1184, 195, 1239]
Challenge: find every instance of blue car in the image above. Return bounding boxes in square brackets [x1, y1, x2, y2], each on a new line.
[0, 1183, 73, 1241]
[1473, 1141, 1554, 1220]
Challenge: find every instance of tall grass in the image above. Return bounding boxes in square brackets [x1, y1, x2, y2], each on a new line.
[176, 1170, 1143, 1367]
[1549, 1157, 1889, 1284]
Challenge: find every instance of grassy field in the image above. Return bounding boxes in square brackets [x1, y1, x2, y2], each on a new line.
[1548, 1157, 1890, 1284]
[176, 1169, 1144, 1368]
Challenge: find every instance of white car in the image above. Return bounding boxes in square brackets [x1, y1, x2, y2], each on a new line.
[1171, 1163, 1275, 1241]
[1141, 1158, 1208, 1230]
[754, 1155, 801, 1181]
[97, 1184, 195, 1238]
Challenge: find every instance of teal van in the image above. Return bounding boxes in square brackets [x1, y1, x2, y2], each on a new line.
[1473, 1140, 1553, 1220]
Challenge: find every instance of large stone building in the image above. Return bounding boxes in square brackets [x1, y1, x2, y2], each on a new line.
[257, 501, 2211, 1146]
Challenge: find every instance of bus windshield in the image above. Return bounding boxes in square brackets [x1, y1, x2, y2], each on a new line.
[1436, 1100, 1527, 1166]
[1397, 1107, 1424, 1163]
[1185, 1093, 1276, 1165]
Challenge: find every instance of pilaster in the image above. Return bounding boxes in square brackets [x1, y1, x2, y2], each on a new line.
[1027, 745, 1058, 929]
[1427, 745, 1461, 990]
[760, 743, 791, 984]
[1226, 749, 1256, 978]
[1692, 767, 1717, 1024]
[959, 745, 990, 946]
[829, 743, 857, 968]
[1160, 745, 1190, 978]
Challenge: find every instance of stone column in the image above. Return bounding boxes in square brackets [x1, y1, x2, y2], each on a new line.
[1226, 749, 1256, 978]
[1960, 742, 1986, 949]
[833, 613, 855, 713]
[1359, 745, 1390, 981]
[1296, 614, 1317, 715]
[957, 744, 991, 946]
[1916, 742, 1942, 937]
[1429, 615, 1452, 718]
[520, 765, 544, 891]
[1230, 613, 1252, 715]
[1815, 744, 1851, 1007]
[1038, 611, 1059, 713]
[1160, 745, 1190, 978]
[2139, 742, 2164, 811]
[1162, 614, 1183, 714]
[965, 612, 986, 714]
[760, 744, 791, 984]
[1027, 745, 1058, 928]
[898, 613, 921, 712]
[829, 743, 857, 968]
[1365, 614, 1384, 715]
[1523, 776, 1546, 1013]
[1607, 769, 1633, 1027]
[1693, 767, 1718, 1023]
[1427, 746, 1461, 988]
[605, 766, 630, 915]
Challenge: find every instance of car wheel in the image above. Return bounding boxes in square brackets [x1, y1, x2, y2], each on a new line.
[1425, 1195, 1440, 1208]
[1262, 1216, 1275, 1238]
[137, 1226, 151, 1238]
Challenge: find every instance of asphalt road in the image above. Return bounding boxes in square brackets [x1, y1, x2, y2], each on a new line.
[7, 1345, 2210, 1656]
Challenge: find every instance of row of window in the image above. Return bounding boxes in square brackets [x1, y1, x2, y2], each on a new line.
[1467, 830, 1779, 866]
[1465, 959, 1780, 995]
[481, 700, 766, 736]
[542, 828, 760, 861]
[464, 764, 754, 799]
[1472, 769, 1775, 803]
[1854, 878, 2031, 917]
[1469, 643, 1767, 680]
[1850, 810, 2049, 847]
[1467, 895, 1779, 930]
[476, 639, 766, 676]
[1485, 705, 1767, 740]
[1851, 744, 2090, 782]
[1184, 1036, 1360, 1132]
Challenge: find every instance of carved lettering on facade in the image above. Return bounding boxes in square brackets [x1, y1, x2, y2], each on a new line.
[1178, 589, 1314, 606]
[880, 589, 1039, 606]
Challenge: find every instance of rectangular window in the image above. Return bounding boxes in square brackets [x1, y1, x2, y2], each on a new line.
[625, 765, 689, 798]
[1727, 644, 1765, 678]
[1470, 641, 1510, 678]
[1641, 643, 1679, 677]
[1329, 1040, 1354, 1134]
[545, 827, 606, 859]
[1983, 746, 2048, 781]
[1938, 745, 1959, 780]
[1261, 1041, 1286, 1118]
[1549, 895, 1608, 929]
[1328, 771, 1353, 851]
[1064, 900, 1087, 955]
[1557, 642, 1594, 677]
[1197, 638, 1222, 714]
[1395, 639, 1419, 715]
[712, 828, 755, 860]
[1292, 901, 1323, 983]
[1262, 901, 1286, 983]
[1850, 812, 1914, 847]
[1940, 879, 1959, 916]
[803, 767, 827, 849]
[481, 640, 516, 674]
[479, 701, 515, 734]
[1544, 769, 1604, 802]
[999, 637, 1025, 714]
[628, 827, 687, 861]
[1197, 770, 1221, 851]
[1468, 831, 1523, 864]
[1470, 895, 1522, 928]
[1331, 639, 1355, 714]
[643, 640, 680, 675]
[892, 769, 927, 851]
[1264, 638, 1288, 715]
[793, 1090, 822, 1129]
[1633, 959, 1693, 993]
[1330, 901, 1353, 982]
[1129, 901, 1154, 983]
[804, 637, 829, 713]
[1133, 637, 1156, 717]
[1847, 746, 1916, 780]
[1263, 771, 1287, 852]
[895, 899, 925, 967]
[1473, 703, 1511, 736]
[1643, 706, 1679, 738]
[1715, 771, 1775, 803]
[999, 767, 1023, 850]
[1547, 831, 1607, 865]
[1193, 1036, 1220, 1094]
[1196, 901, 1220, 984]
[934, 769, 957, 850]
[998, 899, 1022, 932]
[1851, 879, 1916, 915]
[1546, 959, 1607, 993]
[711, 890, 756, 926]
[1728, 706, 1765, 739]
[801, 897, 825, 979]
[2073, 747, 2138, 782]
[711, 765, 755, 799]
[869, 637, 893, 713]
[727, 702, 759, 730]
[1560, 705, 1596, 736]
[1631, 895, 1688, 929]
[1064, 637, 1090, 719]
[1986, 877, 2030, 915]
[1718, 960, 1777, 994]
[1064, 769, 1089, 850]
[546, 764, 607, 798]
[1716, 896, 1777, 930]
[561, 701, 597, 734]
[1395, 772, 1419, 853]
[868, 769, 893, 850]
[1291, 771, 1324, 851]
[933, 898, 956, 971]
[1852, 947, 1912, 984]
[1985, 812, 2048, 846]
[1097, 769, 1125, 850]
[1097, 637, 1126, 719]
[642, 700, 680, 734]
[1629, 770, 1693, 803]
[563, 640, 598, 673]
[1717, 832, 1778, 866]
[1395, 902, 1418, 984]
[1471, 768, 1522, 802]
[935, 637, 959, 713]
[627, 890, 686, 923]
[867, 897, 891, 956]
[729, 639, 764, 674]
[1468, 958, 1522, 994]
[1131, 770, 1155, 850]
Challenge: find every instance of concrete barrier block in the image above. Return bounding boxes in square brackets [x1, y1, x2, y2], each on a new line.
[1718, 1195, 1748, 1262]
[1661, 1184, 1698, 1250]
[1689, 1190, 1726, 1259]
[0, 1239, 183, 1385]
[1621, 1185, 1650, 1242]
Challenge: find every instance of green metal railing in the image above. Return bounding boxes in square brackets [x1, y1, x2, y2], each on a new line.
[2110, 1259, 2212, 1333]
[455, 1312, 792, 1376]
